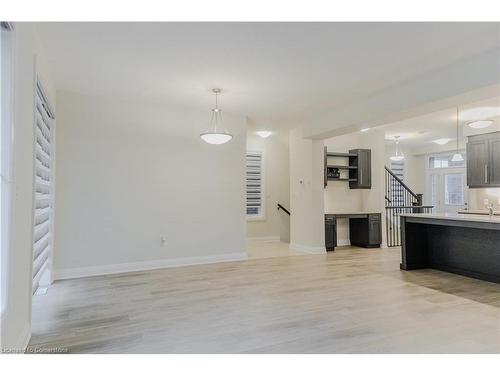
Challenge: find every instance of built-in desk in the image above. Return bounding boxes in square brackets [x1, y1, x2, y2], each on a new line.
[325, 212, 382, 251]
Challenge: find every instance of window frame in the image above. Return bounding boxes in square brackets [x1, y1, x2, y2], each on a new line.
[246, 150, 265, 221]
[31, 78, 55, 294]
[425, 151, 467, 210]
[1, 22, 15, 314]
[427, 151, 466, 170]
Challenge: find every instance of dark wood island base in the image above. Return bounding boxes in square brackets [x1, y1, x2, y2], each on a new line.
[400, 213, 500, 284]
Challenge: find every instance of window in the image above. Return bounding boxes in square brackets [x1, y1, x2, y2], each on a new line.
[444, 173, 465, 205]
[246, 151, 264, 219]
[390, 160, 405, 181]
[429, 154, 465, 169]
[32, 80, 55, 294]
[1, 21, 14, 313]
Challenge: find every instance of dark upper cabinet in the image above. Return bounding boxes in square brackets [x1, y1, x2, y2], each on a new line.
[489, 137, 500, 185]
[349, 149, 371, 189]
[467, 139, 489, 187]
[467, 131, 500, 188]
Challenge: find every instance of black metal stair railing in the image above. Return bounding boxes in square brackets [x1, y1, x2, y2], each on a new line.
[384, 166, 433, 246]
[277, 203, 290, 216]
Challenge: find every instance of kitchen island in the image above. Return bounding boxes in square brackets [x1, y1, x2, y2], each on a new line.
[400, 213, 500, 283]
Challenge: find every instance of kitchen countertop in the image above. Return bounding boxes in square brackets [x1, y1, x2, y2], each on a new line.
[400, 212, 500, 224]
[457, 209, 500, 215]
[324, 212, 379, 215]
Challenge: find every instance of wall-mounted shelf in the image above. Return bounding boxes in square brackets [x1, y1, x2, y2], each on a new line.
[326, 152, 357, 158]
[327, 165, 358, 169]
[328, 177, 358, 182]
[324, 147, 371, 189]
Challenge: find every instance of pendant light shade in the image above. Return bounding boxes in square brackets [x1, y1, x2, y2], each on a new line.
[389, 136, 404, 161]
[200, 88, 233, 145]
[451, 107, 464, 162]
[200, 132, 233, 145]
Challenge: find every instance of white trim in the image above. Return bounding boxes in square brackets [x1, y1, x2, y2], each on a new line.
[15, 322, 31, 352]
[246, 215, 266, 222]
[246, 235, 280, 241]
[289, 243, 326, 254]
[0, 24, 15, 314]
[53, 252, 248, 280]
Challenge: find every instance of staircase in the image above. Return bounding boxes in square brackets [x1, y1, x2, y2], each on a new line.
[385, 166, 433, 246]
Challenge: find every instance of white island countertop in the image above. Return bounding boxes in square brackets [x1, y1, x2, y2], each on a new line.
[400, 212, 500, 224]
[457, 209, 500, 216]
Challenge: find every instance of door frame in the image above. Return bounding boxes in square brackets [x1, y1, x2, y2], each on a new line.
[425, 151, 467, 213]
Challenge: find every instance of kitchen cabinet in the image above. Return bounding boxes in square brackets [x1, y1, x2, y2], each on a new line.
[349, 149, 371, 189]
[467, 131, 500, 188]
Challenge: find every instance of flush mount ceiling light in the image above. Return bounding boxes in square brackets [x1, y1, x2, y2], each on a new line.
[200, 88, 233, 145]
[467, 120, 493, 129]
[433, 138, 451, 145]
[389, 136, 404, 161]
[256, 130, 272, 138]
[451, 108, 464, 162]
[360, 128, 370, 132]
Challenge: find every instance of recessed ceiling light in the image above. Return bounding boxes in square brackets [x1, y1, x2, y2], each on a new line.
[256, 130, 272, 138]
[433, 138, 451, 145]
[360, 128, 370, 132]
[468, 120, 493, 129]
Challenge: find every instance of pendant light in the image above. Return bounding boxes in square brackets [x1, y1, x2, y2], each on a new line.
[200, 88, 233, 145]
[389, 136, 404, 161]
[451, 108, 464, 162]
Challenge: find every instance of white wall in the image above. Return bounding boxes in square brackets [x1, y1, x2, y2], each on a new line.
[384, 144, 427, 195]
[246, 126, 290, 241]
[324, 133, 363, 243]
[468, 188, 500, 210]
[53, 91, 247, 279]
[324, 130, 386, 246]
[1, 23, 55, 350]
[289, 128, 325, 253]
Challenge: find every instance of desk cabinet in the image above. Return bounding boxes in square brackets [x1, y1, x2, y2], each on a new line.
[325, 213, 381, 251]
[350, 214, 382, 248]
[325, 215, 337, 251]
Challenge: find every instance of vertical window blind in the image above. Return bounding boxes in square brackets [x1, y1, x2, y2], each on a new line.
[32, 81, 54, 293]
[246, 152, 263, 218]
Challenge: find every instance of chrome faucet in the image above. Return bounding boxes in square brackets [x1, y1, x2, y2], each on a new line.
[488, 203, 494, 218]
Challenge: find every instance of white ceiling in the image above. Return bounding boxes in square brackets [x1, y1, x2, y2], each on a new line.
[380, 96, 500, 149]
[35, 22, 500, 127]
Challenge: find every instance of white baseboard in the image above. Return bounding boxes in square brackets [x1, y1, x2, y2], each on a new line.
[246, 236, 280, 241]
[289, 243, 326, 254]
[54, 252, 248, 280]
[336, 239, 351, 246]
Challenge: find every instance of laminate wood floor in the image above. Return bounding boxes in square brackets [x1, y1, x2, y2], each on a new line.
[29, 246, 500, 353]
[246, 238, 306, 259]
